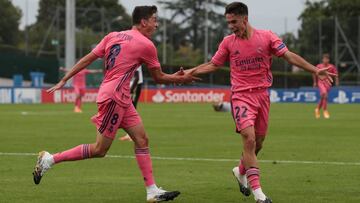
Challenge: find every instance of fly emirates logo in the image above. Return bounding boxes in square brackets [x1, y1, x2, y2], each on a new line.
[234, 56, 264, 71]
[152, 90, 225, 103]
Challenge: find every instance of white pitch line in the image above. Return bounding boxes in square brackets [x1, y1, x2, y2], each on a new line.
[1, 152, 360, 166]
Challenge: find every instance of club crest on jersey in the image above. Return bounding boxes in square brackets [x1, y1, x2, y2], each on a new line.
[257, 47, 264, 53]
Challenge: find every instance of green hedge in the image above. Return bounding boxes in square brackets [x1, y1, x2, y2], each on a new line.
[0, 45, 59, 83]
[1, 46, 356, 88]
[142, 66, 314, 88]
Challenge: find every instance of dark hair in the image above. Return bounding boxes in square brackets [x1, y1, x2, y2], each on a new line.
[225, 2, 248, 16]
[322, 53, 330, 59]
[132, 5, 157, 25]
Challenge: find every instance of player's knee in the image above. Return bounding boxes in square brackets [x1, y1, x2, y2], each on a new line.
[92, 145, 109, 157]
[135, 134, 149, 148]
[241, 130, 256, 148]
[244, 137, 256, 151]
[97, 151, 107, 157]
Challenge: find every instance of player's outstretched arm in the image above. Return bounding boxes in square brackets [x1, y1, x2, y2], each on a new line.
[282, 51, 337, 85]
[47, 52, 98, 93]
[148, 68, 201, 85]
[185, 62, 221, 76]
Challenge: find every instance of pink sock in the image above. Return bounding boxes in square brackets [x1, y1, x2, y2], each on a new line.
[317, 98, 323, 109]
[323, 98, 328, 110]
[239, 159, 246, 175]
[135, 148, 155, 186]
[246, 167, 261, 190]
[53, 144, 91, 164]
[78, 98, 82, 109]
[75, 98, 81, 108]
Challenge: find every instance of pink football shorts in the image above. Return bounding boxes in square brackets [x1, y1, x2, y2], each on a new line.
[91, 99, 142, 140]
[318, 81, 331, 96]
[231, 89, 270, 136]
[74, 86, 85, 96]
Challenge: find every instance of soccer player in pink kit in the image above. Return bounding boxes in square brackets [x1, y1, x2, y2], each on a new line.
[185, 2, 336, 203]
[33, 6, 198, 202]
[313, 53, 339, 119]
[59, 67, 102, 113]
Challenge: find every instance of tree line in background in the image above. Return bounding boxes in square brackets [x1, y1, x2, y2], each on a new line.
[297, 0, 360, 66]
[0, 0, 228, 67]
[0, 0, 22, 46]
[1, 0, 359, 70]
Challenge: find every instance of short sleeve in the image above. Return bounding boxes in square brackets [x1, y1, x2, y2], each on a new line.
[211, 38, 229, 66]
[92, 33, 112, 58]
[141, 43, 161, 69]
[269, 31, 288, 57]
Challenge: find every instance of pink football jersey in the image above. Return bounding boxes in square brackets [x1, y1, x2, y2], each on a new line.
[211, 29, 288, 92]
[92, 29, 160, 106]
[316, 63, 338, 86]
[73, 69, 90, 89]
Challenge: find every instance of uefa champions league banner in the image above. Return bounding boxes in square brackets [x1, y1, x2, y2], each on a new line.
[14, 88, 42, 103]
[0, 88, 41, 104]
[0, 88, 12, 103]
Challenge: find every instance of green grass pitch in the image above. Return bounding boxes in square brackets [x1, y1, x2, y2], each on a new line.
[0, 103, 359, 203]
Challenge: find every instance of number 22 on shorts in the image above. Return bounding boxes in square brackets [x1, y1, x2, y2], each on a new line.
[234, 106, 248, 123]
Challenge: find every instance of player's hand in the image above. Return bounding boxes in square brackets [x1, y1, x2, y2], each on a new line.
[173, 67, 186, 86]
[316, 67, 337, 86]
[183, 68, 196, 75]
[180, 69, 202, 84]
[313, 83, 317, 88]
[174, 67, 185, 76]
[47, 80, 66, 93]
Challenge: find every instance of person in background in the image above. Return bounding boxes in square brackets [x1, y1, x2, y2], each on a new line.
[212, 102, 231, 112]
[313, 53, 339, 119]
[59, 67, 102, 113]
